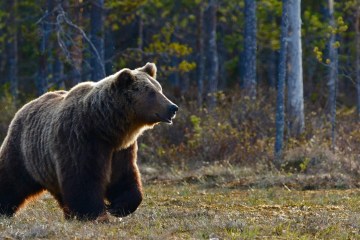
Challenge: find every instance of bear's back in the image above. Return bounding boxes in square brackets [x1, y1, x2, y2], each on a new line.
[7, 90, 69, 190]
[16, 90, 68, 123]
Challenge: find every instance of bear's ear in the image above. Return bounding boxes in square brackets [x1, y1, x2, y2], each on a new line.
[138, 62, 157, 78]
[114, 68, 135, 88]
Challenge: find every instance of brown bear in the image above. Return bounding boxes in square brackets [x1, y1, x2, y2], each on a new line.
[0, 63, 178, 220]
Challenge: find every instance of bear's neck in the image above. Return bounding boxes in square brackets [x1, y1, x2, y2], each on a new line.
[84, 86, 145, 150]
[117, 123, 147, 150]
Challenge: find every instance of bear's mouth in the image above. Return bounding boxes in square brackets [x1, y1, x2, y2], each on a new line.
[155, 113, 174, 124]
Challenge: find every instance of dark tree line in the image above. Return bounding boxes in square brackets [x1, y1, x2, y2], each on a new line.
[1, 0, 360, 166]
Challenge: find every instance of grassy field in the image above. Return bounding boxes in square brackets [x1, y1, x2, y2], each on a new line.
[0, 180, 359, 240]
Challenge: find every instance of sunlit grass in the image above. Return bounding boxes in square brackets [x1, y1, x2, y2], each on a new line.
[0, 182, 359, 239]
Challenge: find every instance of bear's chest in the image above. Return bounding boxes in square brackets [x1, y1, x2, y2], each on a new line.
[117, 127, 145, 150]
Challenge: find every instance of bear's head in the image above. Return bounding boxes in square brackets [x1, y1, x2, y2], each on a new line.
[113, 63, 178, 125]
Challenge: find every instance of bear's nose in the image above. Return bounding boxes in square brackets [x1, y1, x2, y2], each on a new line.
[169, 104, 179, 114]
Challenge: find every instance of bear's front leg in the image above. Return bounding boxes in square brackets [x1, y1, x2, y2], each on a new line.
[106, 182, 143, 217]
[106, 143, 143, 217]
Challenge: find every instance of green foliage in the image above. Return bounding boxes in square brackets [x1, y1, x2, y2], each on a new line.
[0, 1, 360, 192]
[299, 157, 311, 172]
[311, 3, 349, 66]
[0, 0, 357, 101]
[313, 46, 323, 62]
[105, 0, 146, 11]
[187, 115, 202, 148]
[257, 0, 282, 50]
[0, 86, 17, 142]
[178, 60, 196, 73]
[144, 21, 196, 74]
[0, 3, 6, 38]
[0, 0, 356, 102]
[223, 34, 243, 53]
[146, 40, 193, 58]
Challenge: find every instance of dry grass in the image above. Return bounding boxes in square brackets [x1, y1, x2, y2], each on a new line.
[0, 178, 359, 240]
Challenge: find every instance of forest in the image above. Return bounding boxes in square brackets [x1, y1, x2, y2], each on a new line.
[0, 0, 359, 239]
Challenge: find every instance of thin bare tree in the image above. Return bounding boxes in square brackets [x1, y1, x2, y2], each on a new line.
[196, 2, 205, 107]
[274, 0, 289, 166]
[90, 0, 106, 81]
[356, 1, 360, 119]
[5, 0, 18, 100]
[243, 0, 257, 98]
[287, 0, 304, 137]
[207, 0, 219, 109]
[327, 0, 338, 150]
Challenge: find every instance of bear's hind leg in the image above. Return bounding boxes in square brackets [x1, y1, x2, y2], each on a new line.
[0, 187, 22, 216]
[0, 123, 44, 216]
[0, 171, 43, 216]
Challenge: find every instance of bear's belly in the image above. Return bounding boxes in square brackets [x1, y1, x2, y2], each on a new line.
[20, 127, 59, 192]
[23, 149, 59, 191]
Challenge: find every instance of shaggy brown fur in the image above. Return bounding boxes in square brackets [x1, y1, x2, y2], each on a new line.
[0, 63, 178, 220]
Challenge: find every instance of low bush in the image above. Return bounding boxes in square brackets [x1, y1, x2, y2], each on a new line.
[138, 88, 360, 188]
[0, 87, 359, 188]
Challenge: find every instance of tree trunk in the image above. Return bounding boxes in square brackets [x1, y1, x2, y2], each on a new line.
[38, 30, 47, 95]
[243, 0, 257, 98]
[274, 0, 289, 166]
[268, 50, 277, 88]
[169, 0, 181, 94]
[327, 0, 338, 150]
[137, 11, 143, 50]
[90, 0, 105, 81]
[196, 2, 205, 107]
[218, 25, 227, 90]
[356, 2, 360, 119]
[71, 0, 83, 85]
[46, 0, 55, 88]
[0, 27, 5, 86]
[105, 29, 115, 74]
[169, 31, 180, 93]
[0, 1, 4, 83]
[53, 54, 65, 89]
[207, 0, 219, 109]
[287, 0, 304, 137]
[5, 0, 18, 100]
[37, 0, 52, 96]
